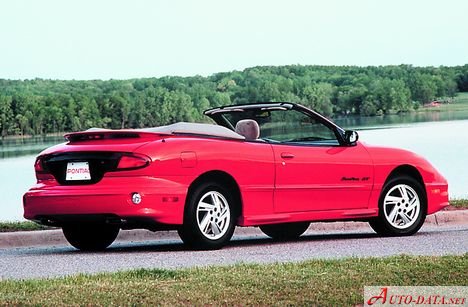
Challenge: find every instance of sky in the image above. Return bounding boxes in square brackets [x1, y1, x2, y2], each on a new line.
[0, 0, 467, 80]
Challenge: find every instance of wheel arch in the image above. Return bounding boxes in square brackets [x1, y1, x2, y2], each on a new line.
[370, 164, 428, 236]
[186, 170, 243, 220]
[384, 164, 427, 202]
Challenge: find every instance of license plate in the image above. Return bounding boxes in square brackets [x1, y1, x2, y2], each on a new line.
[66, 162, 91, 181]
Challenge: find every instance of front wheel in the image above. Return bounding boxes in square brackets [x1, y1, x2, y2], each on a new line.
[62, 224, 119, 251]
[260, 222, 310, 240]
[369, 176, 426, 236]
[178, 182, 236, 250]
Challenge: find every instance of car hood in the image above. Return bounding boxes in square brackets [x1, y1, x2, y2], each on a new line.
[361, 142, 447, 184]
[362, 142, 426, 164]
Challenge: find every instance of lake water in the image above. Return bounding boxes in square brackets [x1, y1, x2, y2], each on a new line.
[1, 115, 467, 221]
[358, 120, 468, 200]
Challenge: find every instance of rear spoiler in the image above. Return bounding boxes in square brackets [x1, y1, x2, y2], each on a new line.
[64, 129, 169, 142]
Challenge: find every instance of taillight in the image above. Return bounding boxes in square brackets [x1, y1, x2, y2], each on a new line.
[116, 153, 150, 170]
[34, 157, 45, 173]
[34, 157, 54, 181]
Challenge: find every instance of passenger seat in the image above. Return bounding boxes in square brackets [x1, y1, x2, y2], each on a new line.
[235, 119, 260, 140]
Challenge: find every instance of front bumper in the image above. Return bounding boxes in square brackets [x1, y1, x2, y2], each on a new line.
[425, 182, 449, 214]
[23, 176, 187, 226]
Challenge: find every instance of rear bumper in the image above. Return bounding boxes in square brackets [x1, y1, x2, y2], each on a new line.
[23, 176, 187, 226]
[425, 182, 449, 214]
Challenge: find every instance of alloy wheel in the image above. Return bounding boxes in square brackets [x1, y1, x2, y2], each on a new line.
[383, 184, 421, 229]
[196, 191, 231, 240]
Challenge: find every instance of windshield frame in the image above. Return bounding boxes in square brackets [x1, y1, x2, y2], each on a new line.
[204, 102, 348, 146]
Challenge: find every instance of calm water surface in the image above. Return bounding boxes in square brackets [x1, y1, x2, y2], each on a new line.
[1, 117, 467, 221]
[359, 120, 468, 201]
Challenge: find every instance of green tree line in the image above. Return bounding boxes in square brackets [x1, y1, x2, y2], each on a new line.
[1, 64, 467, 137]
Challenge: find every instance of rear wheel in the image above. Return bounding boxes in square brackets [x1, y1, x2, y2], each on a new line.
[178, 182, 236, 250]
[260, 222, 310, 240]
[369, 176, 426, 236]
[62, 224, 119, 251]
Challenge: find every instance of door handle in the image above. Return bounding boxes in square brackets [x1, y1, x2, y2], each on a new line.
[281, 152, 295, 159]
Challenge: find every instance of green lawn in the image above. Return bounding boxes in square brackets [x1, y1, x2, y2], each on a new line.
[0, 221, 53, 232]
[0, 255, 466, 305]
[455, 91, 468, 104]
[450, 199, 468, 208]
[419, 92, 468, 112]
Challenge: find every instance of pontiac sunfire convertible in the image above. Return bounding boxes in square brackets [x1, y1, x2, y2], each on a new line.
[23, 103, 449, 250]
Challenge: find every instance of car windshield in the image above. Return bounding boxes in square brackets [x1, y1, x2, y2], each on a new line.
[220, 108, 339, 145]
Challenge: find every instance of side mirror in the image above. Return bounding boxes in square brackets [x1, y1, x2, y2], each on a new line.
[344, 130, 359, 145]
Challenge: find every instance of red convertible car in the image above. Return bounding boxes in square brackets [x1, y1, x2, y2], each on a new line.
[23, 103, 449, 250]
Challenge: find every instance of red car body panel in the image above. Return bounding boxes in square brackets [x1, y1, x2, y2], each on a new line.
[363, 144, 449, 215]
[272, 142, 373, 213]
[23, 104, 449, 232]
[23, 134, 449, 227]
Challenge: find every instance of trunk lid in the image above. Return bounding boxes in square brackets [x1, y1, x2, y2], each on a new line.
[37, 129, 166, 185]
[40, 129, 167, 155]
[64, 129, 166, 144]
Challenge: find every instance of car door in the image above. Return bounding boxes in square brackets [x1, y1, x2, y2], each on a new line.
[273, 143, 373, 212]
[260, 108, 373, 213]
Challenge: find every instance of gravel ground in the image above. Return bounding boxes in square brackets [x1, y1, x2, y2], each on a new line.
[1, 224, 467, 280]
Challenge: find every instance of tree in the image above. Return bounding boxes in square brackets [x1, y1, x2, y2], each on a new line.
[456, 66, 468, 91]
[360, 95, 378, 116]
[0, 64, 465, 136]
[302, 83, 334, 116]
[15, 114, 29, 135]
[0, 95, 14, 136]
[411, 73, 437, 103]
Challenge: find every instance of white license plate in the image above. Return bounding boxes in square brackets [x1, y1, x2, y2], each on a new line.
[66, 162, 91, 181]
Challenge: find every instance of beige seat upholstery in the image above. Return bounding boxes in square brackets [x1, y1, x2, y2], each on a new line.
[235, 119, 260, 140]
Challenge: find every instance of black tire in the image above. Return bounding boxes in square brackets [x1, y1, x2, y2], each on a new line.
[369, 175, 426, 236]
[62, 224, 119, 251]
[260, 222, 310, 240]
[178, 182, 236, 250]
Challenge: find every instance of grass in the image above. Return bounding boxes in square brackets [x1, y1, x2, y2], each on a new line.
[0, 221, 53, 232]
[419, 92, 468, 112]
[453, 91, 468, 103]
[0, 255, 466, 305]
[450, 199, 468, 208]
